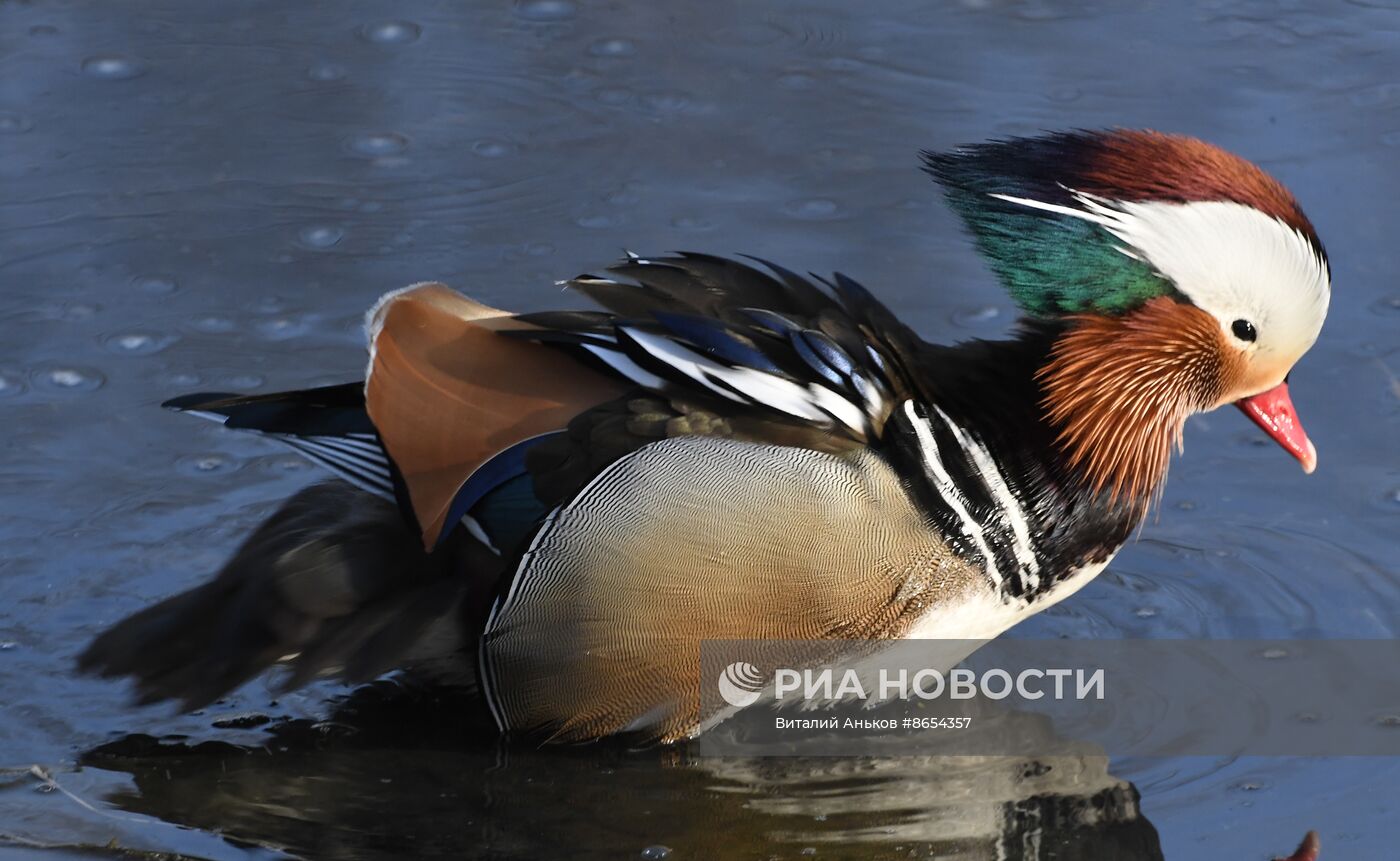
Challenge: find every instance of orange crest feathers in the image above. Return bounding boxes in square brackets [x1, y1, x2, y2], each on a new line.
[1038, 297, 1242, 505]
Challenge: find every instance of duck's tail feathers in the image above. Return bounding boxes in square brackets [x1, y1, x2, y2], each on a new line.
[76, 481, 475, 710]
[164, 385, 397, 500]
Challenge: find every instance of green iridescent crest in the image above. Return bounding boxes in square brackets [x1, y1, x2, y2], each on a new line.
[940, 186, 1175, 316]
[924, 134, 1182, 317]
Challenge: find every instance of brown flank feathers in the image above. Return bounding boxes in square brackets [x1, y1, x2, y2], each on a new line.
[365, 284, 629, 548]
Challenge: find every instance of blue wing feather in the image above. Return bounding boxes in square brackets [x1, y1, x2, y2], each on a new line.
[651, 311, 785, 375]
[788, 330, 846, 387]
[797, 329, 857, 380]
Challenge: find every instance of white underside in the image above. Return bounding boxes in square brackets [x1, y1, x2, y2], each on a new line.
[902, 558, 1112, 642]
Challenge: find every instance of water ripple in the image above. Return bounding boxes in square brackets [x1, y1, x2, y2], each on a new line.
[35, 365, 105, 393]
[0, 112, 35, 134]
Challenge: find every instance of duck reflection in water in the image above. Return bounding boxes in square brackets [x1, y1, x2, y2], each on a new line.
[82, 681, 1165, 861]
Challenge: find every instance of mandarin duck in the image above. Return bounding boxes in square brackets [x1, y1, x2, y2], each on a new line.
[79, 130, 1329, 743]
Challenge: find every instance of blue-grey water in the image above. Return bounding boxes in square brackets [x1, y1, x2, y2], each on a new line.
[1, 1, 1397, 858]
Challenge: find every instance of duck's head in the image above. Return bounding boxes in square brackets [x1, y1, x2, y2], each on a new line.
[925, 130, 1329, 503]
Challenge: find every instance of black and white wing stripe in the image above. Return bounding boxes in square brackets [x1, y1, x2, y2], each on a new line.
[509, 253, 926, 443]
[274, 432, 394, 498]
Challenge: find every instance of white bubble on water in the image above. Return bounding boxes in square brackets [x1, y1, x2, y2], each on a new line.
[82, 55, 145, 80]
[472, 138, 518, 158]
[308, 63, 348, 81]
[40, 366, 105, 392]
[360, 20, 421, 44]
[590, 38, 637, 57]
[299, 225, 345, 248]
[348, 131, 408, 157]
[513, 0, 577, 22]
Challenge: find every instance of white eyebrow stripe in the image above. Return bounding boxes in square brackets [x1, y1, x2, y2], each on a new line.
[989, 192, 1115, 226]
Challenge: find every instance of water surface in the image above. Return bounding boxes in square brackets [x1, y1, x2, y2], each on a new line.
[1, 0, 1397, 858]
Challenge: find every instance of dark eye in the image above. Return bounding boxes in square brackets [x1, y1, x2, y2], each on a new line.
[1231, 319, 1257, 342]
